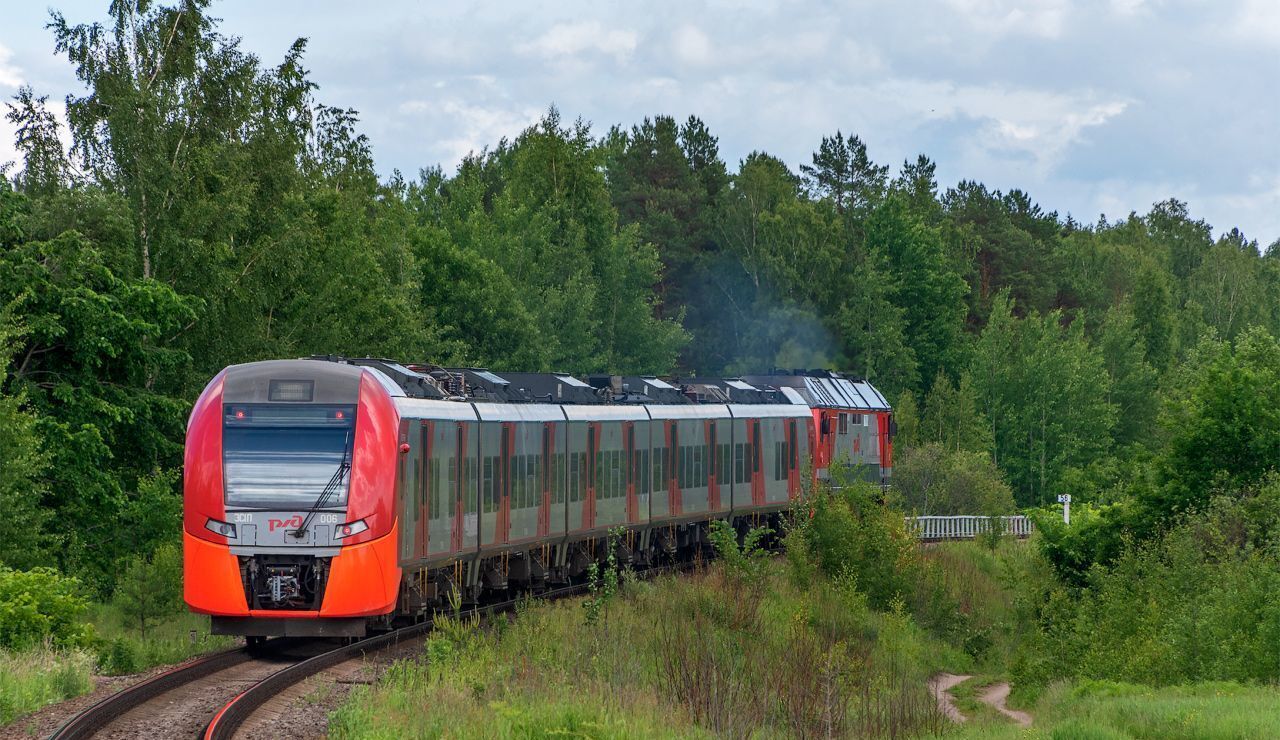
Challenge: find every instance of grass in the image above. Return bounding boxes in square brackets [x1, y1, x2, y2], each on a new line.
[88, 606, 236, 675]
[0, 607, 235, 729]
[0, 644, 94, 726]
[955, 680, 1280, 739]
[329, 557, 963, 739]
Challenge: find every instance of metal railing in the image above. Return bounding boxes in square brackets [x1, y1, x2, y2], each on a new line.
[906, 515, 1034, 541]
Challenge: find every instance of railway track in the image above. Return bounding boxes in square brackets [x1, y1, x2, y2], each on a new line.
[45, 639, 321, 740]
[49, 573, 633, 740]
[202, 580, 596, 740]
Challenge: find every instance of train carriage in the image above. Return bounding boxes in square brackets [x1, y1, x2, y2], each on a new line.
[184, 358, 891, 638]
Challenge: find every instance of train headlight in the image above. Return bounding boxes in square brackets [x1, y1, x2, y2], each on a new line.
[334, 519, 368, 540]
[204, 518, 237, 538]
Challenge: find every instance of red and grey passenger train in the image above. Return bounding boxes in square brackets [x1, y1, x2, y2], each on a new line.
[183, 358, 893, 638]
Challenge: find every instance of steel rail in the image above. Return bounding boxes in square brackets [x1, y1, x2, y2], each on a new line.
[47, 646, 252, 740]
[201, 566, 696, 740]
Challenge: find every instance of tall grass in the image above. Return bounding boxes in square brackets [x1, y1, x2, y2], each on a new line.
[0, 645, 94, 726]
[331, 558, 957, 739]
[89, 607, 236, 675]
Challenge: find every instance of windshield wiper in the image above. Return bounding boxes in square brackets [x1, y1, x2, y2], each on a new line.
[290, 431, 351, 538]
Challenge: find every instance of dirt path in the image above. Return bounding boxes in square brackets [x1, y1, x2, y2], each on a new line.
[927, 673, 972, 723]
[978, 682, 1033, 727]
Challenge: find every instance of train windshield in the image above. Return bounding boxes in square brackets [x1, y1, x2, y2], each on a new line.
[223, 404, 356, 509]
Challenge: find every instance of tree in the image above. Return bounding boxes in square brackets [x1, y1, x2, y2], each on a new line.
[5, 86, 71, 195]
[1152, 327, 1280, 519]
[919, 370, 993, 454]
[866, 194, 967, 386]
[0, 314, 51, 569]
[799, 131, 887, 217]
[895, 443, 1014, 516]
[113, 543, 182, 635]
[1097, 301, 1158, 446]
[970, 292, 1117, 506]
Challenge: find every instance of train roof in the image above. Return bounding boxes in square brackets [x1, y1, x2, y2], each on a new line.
[307, 357, 890, 413]
[739, 370, 891, 411]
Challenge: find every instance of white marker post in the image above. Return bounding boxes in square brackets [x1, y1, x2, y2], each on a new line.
[1057, 494, 1071, 525]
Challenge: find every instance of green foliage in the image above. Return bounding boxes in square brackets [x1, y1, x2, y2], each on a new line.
[790, 471, 918, 609]
[707, 520, 770, 588]
[111, 543, 183, 636]
[1149, 327, 1280, 523]
[895, 443, 1015, 516]
[0, 315, 51, 570]
[0, 567, 91, 650]
[970, 292, 1117, 507]
[0, 646, 94, 727]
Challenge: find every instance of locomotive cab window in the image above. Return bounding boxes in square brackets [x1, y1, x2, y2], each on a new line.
[223, 404, 355, 509]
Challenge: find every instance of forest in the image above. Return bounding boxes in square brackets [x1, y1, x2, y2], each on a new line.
[4, 3, 1280, 720]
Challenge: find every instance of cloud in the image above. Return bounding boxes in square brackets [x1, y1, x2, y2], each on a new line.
[0, 42, 23, 89]
[940, 0, 1070, 39]
[672, 25, 712, 65]
[517, 21, 638, 62]
[1230, 0, 1280, 46]
[397, 97, 542, 168]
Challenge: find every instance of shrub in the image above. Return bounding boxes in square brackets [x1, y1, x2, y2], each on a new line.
[0, 567, 91, 650]
[792, 472, 919, 610]
[112, 543, 182, 636]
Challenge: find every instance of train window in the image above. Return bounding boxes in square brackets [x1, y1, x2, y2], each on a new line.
[567, 453, 579, 503]
[481, 457, 495, 513]
[223, 404, 355, 508]
[552, 451, 563, 505]
[838, 413, 848, 435]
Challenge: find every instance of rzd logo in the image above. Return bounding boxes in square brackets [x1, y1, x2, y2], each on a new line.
[268, 515, 304, 532]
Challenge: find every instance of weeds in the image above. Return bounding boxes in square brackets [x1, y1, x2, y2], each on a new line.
[0, 644, 94, 726]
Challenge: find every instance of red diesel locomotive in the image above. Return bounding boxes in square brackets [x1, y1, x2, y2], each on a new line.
[184, 358, 891, 638]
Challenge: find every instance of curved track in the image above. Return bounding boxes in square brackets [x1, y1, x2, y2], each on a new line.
[203, 581, 592, 740]
[50, 564, 689, 740]
[46, 639, 323, 740]
[48, 648, 250, 740]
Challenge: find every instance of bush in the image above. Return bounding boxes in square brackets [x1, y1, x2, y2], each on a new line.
[1016, 485, 1280, 689]
[790, 471, 919, 610]
[895, 442, 1015, 516]
[0, 567, 91, 650]
[112, 543, 182, 636]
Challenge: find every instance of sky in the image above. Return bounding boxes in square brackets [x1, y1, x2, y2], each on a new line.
[1, 0, 1277, 243]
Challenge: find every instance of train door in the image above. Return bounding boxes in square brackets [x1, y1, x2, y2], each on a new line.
[731, 417, 748, 512]
[650, 421, 669, 520]
[459, 422, 478, 552]
[478, 423, 504, 549]
[750, 419, 764, 506]
[426, 420, 460, 558]
[564, 422, 588, 533]
[509, 422, 540, 544]
[417, 421, 432, 559]
[786, 418, 800, 499]
[539, 422, 553, 537]
[586, 423, 600, 530]
[397, 419, 418, 563]
[667, 421, 681, 516]
[625, 423, 638, 523]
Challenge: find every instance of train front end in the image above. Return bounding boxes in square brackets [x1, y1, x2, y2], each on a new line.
[183, 360, 401, 638]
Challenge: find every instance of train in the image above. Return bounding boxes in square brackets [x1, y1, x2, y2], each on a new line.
[183, 357, 893, 640]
